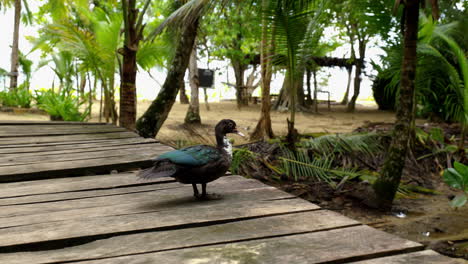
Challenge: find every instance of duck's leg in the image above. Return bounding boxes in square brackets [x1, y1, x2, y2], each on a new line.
[196, 183, 221, 200]
[192, 184, 200, 198]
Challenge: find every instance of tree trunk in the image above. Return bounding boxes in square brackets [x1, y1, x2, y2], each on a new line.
[179, 82, 189, 104]
[185, 41, 201, 124]
[313, 69, 318, 113]
[233, 61, 248, 108]
[296, 69, 305, 107]
[347, 44, 365, 112]
[251, 8, 275, 141]
[136, 18, 199, 138]
[9, 0, 21, 91]
[120, 0, 139, 130]
[274, 72, 291, 110]
[203, 87, 210, 111]
[306, 69, 312, 105]
[341, 67, 353, 105]
[373, 0, 419, 210]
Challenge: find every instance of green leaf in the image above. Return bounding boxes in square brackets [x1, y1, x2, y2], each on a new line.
[450, 194, 467, 208]
[429, 127, 444, 142]
[443, 167, 464, 190]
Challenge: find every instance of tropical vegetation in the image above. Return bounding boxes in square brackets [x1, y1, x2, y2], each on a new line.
[0, 0, 467, 211]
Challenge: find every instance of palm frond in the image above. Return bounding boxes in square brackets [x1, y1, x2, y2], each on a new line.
[302, 133, 385, 157]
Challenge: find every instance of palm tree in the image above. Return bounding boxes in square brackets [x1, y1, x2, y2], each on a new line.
[120, 0, 152, 130]
[136, 0, 206, 138]
[250, 0, 275, 140]
[373, 0, 440, 210]
[1, 0, 31, 90]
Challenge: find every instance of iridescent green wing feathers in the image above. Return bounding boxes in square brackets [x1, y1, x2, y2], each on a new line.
[155, 145, 221, 167]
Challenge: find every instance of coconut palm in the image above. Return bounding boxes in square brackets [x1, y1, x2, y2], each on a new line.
[373, 0, 440, 210]
[0, 0, 32, 90]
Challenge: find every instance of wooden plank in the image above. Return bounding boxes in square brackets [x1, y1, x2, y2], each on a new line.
[0, 143, 165, 167]
[71, 225, 423, 264]
[0, 131, 140, 145]
[0, 124, 123, 131]
[0, 177, 291, 221]
[0, 175, 258, 208]
[0, 210, 359, 264]
[0, 194, 316, 248]
[0, 148, 172, 182]
[0, 121, 106, 125]
[0, 172, 172, 198]
[0, 137, 157, 154]
[353, 250, 467, 264]
[0, 127, 128, 137]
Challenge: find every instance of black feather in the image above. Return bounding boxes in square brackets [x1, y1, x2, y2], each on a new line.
[137, 160, 177, 179]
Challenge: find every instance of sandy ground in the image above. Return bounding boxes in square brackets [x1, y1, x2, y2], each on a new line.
[0, 101, 400, 145]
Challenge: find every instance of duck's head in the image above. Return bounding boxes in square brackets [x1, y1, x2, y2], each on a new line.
[215, 119, 245, 137]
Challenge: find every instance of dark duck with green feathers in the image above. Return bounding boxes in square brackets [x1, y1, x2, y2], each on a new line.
[138, 119, 244, 199]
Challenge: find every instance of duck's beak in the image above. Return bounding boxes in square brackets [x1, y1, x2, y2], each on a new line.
[233, 128, 245, 137]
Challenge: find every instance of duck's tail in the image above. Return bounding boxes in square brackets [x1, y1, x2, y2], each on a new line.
[137, 160, 177, 179]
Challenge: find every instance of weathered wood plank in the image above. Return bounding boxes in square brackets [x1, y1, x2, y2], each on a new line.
[0, 137, 156, 154]
[72, 225, 423, 264]
[0, 148, 172, 182]
[353, 250, 467, 264]
[0, 177, 292, 223]
[0, 172, 171, 198]
[0, 143, 164, 167]
[0, 210, 359, 264]
[0, 195, 316, 248]
[0, 126, 128, 137]
[0, 121, 107, 125]
[0, 131, 140, 145]
[0, 175, 258, 208]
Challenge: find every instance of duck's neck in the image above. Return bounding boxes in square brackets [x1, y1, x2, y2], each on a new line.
[216, 133, 232, 157]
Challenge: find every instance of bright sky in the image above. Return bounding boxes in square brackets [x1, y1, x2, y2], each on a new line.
[0, 3, 381, 103]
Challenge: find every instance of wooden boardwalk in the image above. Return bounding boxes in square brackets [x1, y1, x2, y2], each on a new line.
[0, 122, 465, 263]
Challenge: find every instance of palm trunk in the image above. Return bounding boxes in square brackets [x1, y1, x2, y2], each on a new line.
[185, 41, 201, 124]
[373, 0, 419, 210]
[136, 18, 199, 138]
[120, 0, 139, 130]
[251, 9, 275, 140]
[203, 87, 210, 110]
[9, 0, 21, 91]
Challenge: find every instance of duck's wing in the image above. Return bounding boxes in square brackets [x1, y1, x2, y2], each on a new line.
[155, 145, 221, 166]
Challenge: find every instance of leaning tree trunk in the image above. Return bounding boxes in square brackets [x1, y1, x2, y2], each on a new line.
[9, 0, 21, 91]
[136, 19, 199, 138]
[373, 0, 419, 210]
[185, 41, 201, 124]
[251, 9, 275, 140]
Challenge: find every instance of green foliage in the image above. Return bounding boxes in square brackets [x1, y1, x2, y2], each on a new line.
[443, 161, 468, 208]
[302, 133, 384, 157]
[0, 89, 32, 108]
[231, 148, 256, 175]
[35, 90, 89, 121]
[376, 15, 467, 122]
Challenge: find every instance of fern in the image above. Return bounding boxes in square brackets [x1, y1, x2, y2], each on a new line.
[278, 146, 366, 186]
[302, 133, 384, 157]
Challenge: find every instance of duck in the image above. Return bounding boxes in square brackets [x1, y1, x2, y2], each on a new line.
[138, 119, 244, 199]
